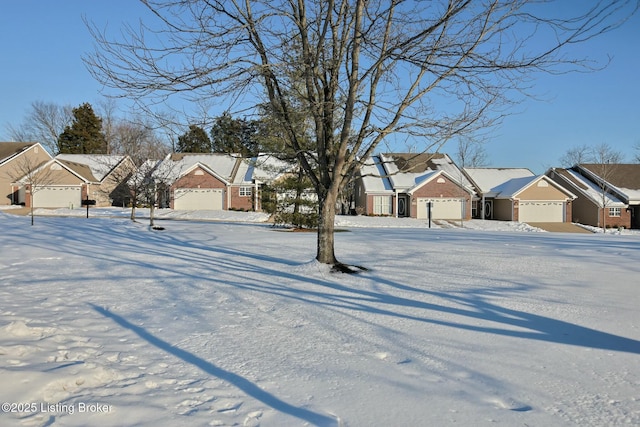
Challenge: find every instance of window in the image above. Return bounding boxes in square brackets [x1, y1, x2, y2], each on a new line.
[373, 196, 392, 215]
[609, 207, 621, 217]
[239, 186, 252, 197]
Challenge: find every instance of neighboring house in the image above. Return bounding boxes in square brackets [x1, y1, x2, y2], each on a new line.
[159, 153, 292, 211]
[465, 168, 575, 222]
[355, 153, 474, 220]
[17, 154, 136, 208]
[547, 164, 640, 229]
[0, 142, 52, 205]
[238, 154, 300, 212]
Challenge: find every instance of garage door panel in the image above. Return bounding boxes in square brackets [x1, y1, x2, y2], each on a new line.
[174, 188, 223, 210]
[34, 186, 82, 208]
[519, 201, 564, 222]
[417, 198, 465, 220]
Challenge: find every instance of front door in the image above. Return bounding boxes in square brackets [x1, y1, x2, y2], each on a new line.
[398, 195, 409, 217]
[483, 200, 493, 219]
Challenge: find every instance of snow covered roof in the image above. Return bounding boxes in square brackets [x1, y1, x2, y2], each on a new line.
[359, 156, 393, 193]
[360, 153, 471, 193]
[162, 153, 241, 184]
[158, 153, 295, 186]
[237, 154, 295, 185]
[549, 168, 626, 207]
[576, 164, 640, 204]
[464, 168, 534, 196]
[55, 154, 127, 182]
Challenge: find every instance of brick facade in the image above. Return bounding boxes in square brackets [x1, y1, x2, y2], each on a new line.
[410, 175, 472, 220]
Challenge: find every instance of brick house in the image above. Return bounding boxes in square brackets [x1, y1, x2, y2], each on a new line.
[547, 164, 640, 229]
[354, 153, 474, 220]
[159, 153, 292, 211]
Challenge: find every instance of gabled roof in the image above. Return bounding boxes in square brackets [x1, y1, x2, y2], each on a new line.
[13, 158, 93, 185]
[464, 167, 534, 197]
[490, 175, 575, 200]
[237, 154, 295, 185]
[359, 153, 471, 193]
[0, 142, 34, 164]
[359, 155, 394, 193]
[0, 142, 50, 167]
[548, 167, 627, 207]
[381, 153, 474, 189]
[576, 164, 640, 203]
[55, 154, 129, 182]
[181, 161, 232, 185]
[407, 169, 475, 196]
[163, 153, 242, 184]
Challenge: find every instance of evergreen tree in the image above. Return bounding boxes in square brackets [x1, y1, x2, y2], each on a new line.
[210, 112, 260, 157]
[261, 169, 319, 229]
[176, 124, 212, 153]
[57, 103, 107, 154]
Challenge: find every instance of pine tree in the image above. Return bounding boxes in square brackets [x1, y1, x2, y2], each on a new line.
[57, 103, 107, 154]
[176, 125, 212, 153]
[210, 112, 260, 157]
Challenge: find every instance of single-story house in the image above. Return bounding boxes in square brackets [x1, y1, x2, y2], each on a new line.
[547, 164, 640, 229]
[0, 142, 52, 205]
[16, 154, 136, 208]
[355, 153, 474, 220]
[493, 175, 575, 222]
[465, 168, 575, 222]
[158, 153, 292, 211]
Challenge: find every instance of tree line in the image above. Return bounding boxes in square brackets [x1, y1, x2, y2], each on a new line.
[6, 101, 287, 161]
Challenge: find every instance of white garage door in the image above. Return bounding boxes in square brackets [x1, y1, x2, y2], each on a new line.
[416, 198, 465, 220]
[519, 201, 564, 222]
[174, 188, 224, 210]
[34, 186, 82, 208]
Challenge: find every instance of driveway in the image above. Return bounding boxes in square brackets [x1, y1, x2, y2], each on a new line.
[527, 222, 593, 233]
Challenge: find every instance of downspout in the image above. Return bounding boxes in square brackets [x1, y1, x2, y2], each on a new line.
[481, 193, 485, 220]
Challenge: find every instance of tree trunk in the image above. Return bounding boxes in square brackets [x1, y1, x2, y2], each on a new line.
[30, 191, 35, 226]
[316, 189, 337, 265]
[149, 203, 155, 227]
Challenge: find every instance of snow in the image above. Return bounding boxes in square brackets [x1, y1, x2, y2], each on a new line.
[558, 168, 627, 208]
[464, 168, 534, 196]
[1, 210, 639, 426]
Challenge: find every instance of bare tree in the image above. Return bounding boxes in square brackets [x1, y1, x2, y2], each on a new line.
[588, 143, 624, 230]
[567, 142, 624, 229]
[560, 144, 592, 167]
[455, 137, 488, 168]
[6, 101, 72, 155]
[99, 119, 171, 223]
[9, 156, 55, 226]
[634, 141, 640, 163]
[84, 0, 638, 268]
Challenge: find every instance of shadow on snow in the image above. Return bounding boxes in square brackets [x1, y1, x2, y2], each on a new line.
[89, 304, 337, 427]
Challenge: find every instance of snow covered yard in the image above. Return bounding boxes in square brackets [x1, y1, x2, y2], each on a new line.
[0, 211, 639, 426]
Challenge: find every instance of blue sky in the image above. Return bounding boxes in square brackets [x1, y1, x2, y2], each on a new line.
[1, 1, 639, 174]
